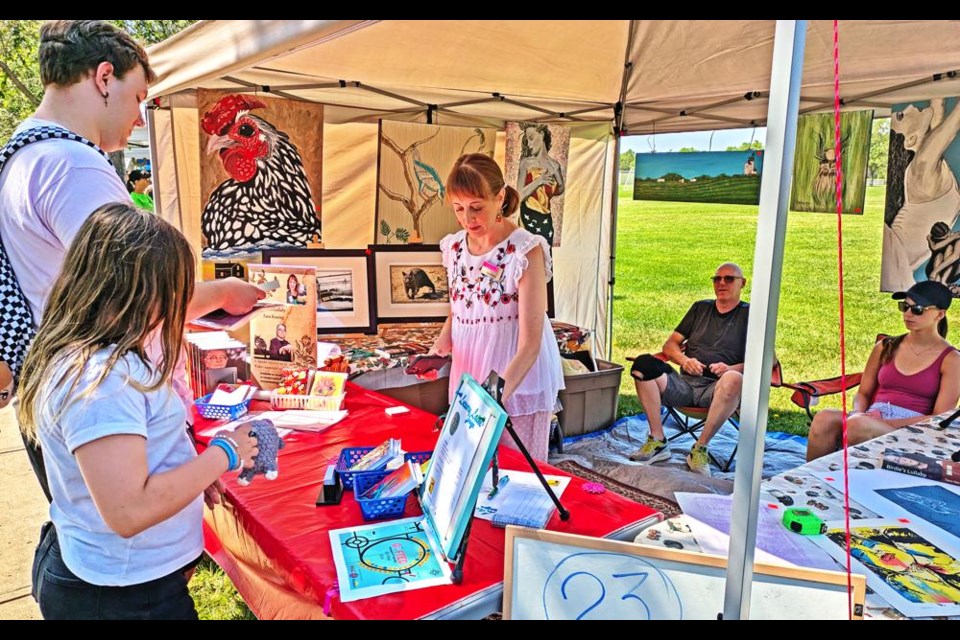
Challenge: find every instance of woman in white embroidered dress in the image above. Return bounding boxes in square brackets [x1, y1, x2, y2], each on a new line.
[431, 153, 564, 462]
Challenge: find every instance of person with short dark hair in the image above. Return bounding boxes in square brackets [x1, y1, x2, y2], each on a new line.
[126, 169, 153, 211]
[807, 280, 960, 461]
[628, 263, 750, 476]
[0, 19, 265, 503]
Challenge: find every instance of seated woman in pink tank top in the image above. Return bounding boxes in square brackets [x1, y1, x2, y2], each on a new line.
[807, 280, 960, 461]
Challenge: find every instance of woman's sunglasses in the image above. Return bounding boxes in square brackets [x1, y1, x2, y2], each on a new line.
[711, 275, 744, 284]
[898, 300, 937, 315]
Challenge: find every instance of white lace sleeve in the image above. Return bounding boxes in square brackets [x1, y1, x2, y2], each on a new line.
[513, 232, 553, 287]
[439, 232, 459, 272]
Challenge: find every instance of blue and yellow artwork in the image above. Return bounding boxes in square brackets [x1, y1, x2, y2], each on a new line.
[633, 150, 764, 205]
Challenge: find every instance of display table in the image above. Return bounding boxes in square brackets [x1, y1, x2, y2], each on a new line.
[194, 382, 661, 619]
[634, 410, 960, 620]
[326, 320, 594, 378]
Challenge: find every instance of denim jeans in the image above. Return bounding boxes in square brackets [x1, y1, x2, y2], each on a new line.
[32, 522, 199, 620]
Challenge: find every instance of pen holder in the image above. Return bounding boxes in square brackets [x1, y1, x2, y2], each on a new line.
[335, 448, 433, 490]
[354, 473, 413, 521]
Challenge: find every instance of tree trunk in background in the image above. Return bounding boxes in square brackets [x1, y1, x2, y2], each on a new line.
[108, 150, 125, 180]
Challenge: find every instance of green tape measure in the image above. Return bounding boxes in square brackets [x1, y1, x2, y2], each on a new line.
[782, 507, 826, 535]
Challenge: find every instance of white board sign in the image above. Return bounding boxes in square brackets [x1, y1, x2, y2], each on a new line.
[504, 527, 865, 620]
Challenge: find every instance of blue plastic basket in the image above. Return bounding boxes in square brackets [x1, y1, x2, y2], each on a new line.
[194, 393, 250, 421]
[354, 473, 412, 521]
[335, 448, 432, 491]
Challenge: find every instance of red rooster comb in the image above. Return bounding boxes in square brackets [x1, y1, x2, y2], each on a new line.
[201, 95, 267, 136]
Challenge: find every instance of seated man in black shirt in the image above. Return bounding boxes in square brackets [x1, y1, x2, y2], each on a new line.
[628, 262, 750, 476]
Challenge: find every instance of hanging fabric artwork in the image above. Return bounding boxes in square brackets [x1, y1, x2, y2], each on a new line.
[504, 122, 571, 248]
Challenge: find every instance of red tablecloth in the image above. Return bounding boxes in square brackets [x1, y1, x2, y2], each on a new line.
[194, 382, 661, 619]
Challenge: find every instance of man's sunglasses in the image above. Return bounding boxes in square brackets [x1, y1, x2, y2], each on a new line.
[711, 275, 744, 284]
[898, 300, 936, 315]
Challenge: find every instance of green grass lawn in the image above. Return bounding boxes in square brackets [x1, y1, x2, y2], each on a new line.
[192, 184, 903, 615]
[611, 185, 905, 435]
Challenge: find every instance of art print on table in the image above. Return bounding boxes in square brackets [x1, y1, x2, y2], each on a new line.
[328, 516, 452, 603]
[262, 249, 375, 335]
[811, 519, 960, 617]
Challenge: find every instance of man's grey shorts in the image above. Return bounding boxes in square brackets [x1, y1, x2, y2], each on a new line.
[661, 372, 718, 408]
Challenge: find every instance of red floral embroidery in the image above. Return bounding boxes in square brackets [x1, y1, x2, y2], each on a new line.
[506, 242, 516, 254]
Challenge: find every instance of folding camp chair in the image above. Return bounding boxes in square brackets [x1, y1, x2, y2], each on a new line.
[627, 351, 749, 472]
[627, 336, 888, 472]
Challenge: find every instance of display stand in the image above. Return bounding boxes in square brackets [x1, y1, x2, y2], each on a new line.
[482, 372, 570, 523]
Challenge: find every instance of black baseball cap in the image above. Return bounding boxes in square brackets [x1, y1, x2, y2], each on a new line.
[892, 280, 953, 310]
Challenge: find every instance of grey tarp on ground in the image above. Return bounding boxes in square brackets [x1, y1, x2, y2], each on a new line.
[548, 411, 808, 504]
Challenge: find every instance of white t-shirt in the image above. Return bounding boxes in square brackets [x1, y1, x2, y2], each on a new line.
[37, 348, 203, 586]
[0, 117, 130, 320]
[0, 118, 195, 416]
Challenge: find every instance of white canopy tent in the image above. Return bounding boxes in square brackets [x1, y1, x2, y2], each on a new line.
[146, 19, 960, 357]
[145, 20, 960, 618]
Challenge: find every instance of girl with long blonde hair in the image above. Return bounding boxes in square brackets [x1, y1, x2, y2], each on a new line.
[20, 203, 258, 620]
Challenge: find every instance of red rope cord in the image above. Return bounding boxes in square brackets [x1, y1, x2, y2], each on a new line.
[832, 18, 855, 620]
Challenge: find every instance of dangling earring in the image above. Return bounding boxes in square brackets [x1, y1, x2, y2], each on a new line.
[102, 91, 109, 108]
[496, 213, 503, 222]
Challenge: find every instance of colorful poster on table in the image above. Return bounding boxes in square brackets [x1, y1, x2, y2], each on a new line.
[197, 89, 323, 261]
[633, 150, 764, 205]
[789, 109, 872, 214]
[810, 519, 960, 618]
[504, 121, 571, 247]
[881, 97, 960, 294]
[246, 264, 316, 390]
[328, 516, 453, 603]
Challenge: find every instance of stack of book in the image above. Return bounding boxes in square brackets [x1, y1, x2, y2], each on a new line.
[186, 331, 250, 400]
[348, 438, 403, 473]
[361, 459, 424, 500]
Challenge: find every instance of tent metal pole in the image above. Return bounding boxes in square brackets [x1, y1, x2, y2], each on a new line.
[145, 106, 164, 224]
[723, 19, 805, 621]
[606, 19, 637, 359]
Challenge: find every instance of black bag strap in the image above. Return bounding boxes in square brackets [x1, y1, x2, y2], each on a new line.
[0, 124, 111, 170]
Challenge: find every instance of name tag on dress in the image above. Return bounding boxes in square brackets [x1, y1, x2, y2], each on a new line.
[480, 260, 503, 281]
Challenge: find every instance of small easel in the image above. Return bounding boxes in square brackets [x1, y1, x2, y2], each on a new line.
[481, 372, 570, 524]
[446, 373, 570, 584]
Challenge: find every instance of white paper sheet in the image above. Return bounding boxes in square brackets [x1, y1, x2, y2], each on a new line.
[675, 492, 839, 571]
[197, 409, 347, 437]
[473, 469, 570, 522]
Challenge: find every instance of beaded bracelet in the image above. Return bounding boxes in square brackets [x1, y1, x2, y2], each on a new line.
[209, 437, 240, 472]
[219, 434, 245, 468]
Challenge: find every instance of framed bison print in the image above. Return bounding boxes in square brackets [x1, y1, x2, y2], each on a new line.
[370, 244, 449, 323]
[198, 89, 323, 261]
[261, 249, 375, 335]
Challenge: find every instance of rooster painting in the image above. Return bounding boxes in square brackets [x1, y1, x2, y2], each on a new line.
[200, 94, 321, 256]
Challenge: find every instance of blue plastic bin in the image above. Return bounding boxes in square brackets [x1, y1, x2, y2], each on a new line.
[194, 393, 250, 421]
[335, 448, 432, 491]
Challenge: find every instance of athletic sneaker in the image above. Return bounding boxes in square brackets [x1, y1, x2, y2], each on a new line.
[629, 436, 670, 463]
[686, 444, 712, 477]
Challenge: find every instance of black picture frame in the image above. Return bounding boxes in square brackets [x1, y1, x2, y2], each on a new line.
[369, 244, 450, 323]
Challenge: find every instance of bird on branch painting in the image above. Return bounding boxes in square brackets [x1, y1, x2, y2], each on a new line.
[378, 129, 445, 243]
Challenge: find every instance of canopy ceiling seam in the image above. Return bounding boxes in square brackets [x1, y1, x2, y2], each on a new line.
[798, 69, 960, 115]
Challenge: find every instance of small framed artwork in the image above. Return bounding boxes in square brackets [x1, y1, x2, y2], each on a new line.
[370, 244, 449, 323]
[261, 249, 376, 335]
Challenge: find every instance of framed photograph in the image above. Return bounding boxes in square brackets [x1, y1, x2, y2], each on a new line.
[370, 244, 449, 323]
[261, 249, 376, 335]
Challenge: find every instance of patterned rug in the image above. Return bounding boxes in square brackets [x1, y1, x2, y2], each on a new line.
[554, 460, 682, 520]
